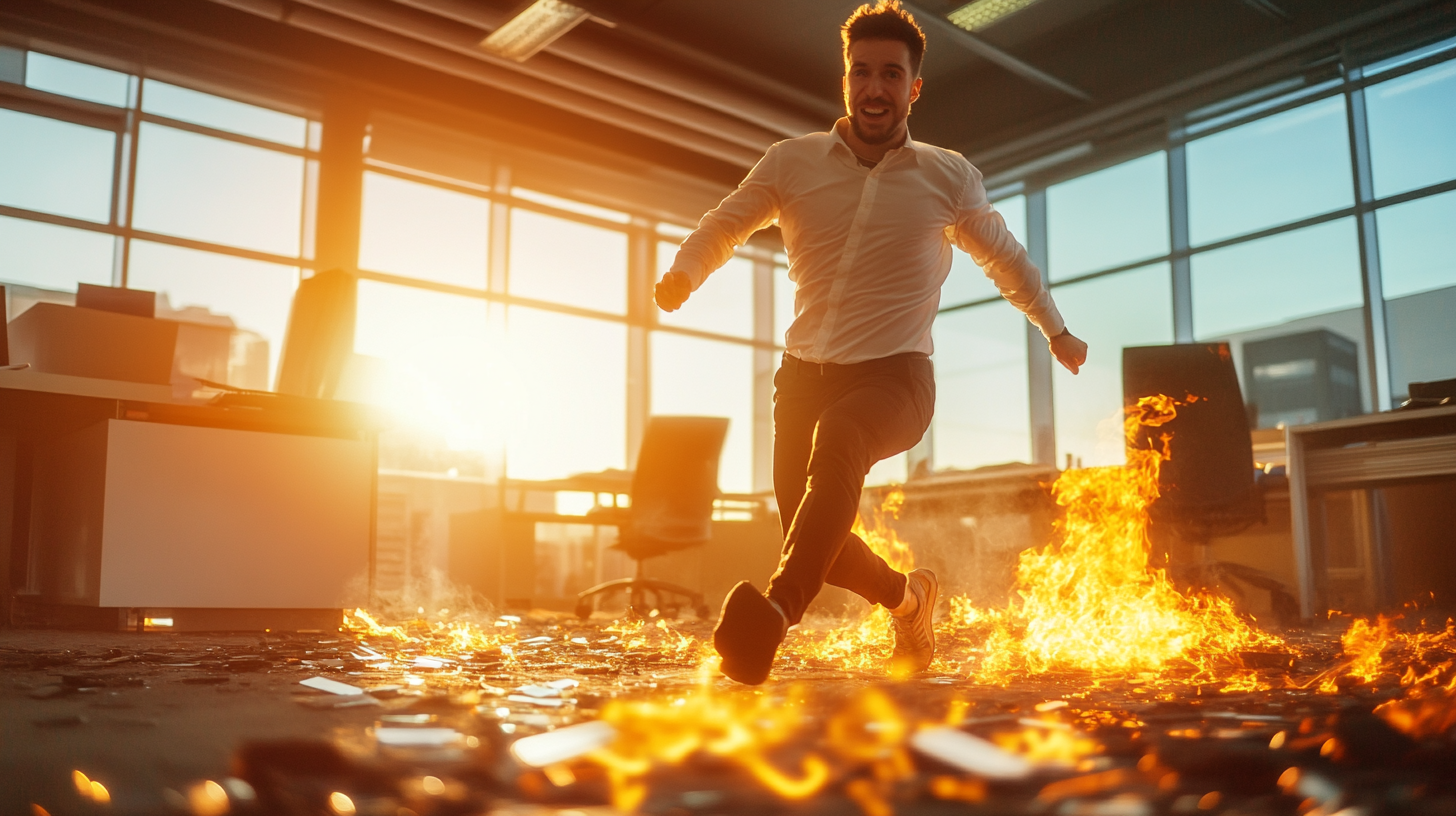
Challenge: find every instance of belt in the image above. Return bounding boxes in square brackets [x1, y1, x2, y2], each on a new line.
[780, 351, 928, 376]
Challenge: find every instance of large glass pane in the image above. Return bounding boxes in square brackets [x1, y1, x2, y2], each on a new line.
[1366, 60, 1456, 199]
[1188, 96, 1354, 245]
[1192, 219, 1367, 421]
[931, 299, 1031, 469]
[359, 172, 489, 288]
[657, 246, 753, 338]
[355, 280, 491, 456]
[942, 194, 1028, 307]
[1047, 153, 1168, 281]
[1378, 191, 1456, 402]
[506, 308, 626, 480]
[651, 333, 754, 492]
[132, 123, 304, 256]
[1052, 264, 1173, 467]
[142, 79, 307, 147]
[0, 216, 112, 292]
[775, 265, 795, 344]
[509, 210, 627, 315]
[0, 108, 114, 222]
[26, 52, 129, 107]
[127, 241, 297, 388]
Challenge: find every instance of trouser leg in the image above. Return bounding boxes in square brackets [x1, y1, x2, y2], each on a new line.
[766, 357, 934, 625]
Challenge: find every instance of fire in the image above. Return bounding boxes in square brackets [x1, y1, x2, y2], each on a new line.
[972, 395, 1283, 682]
[588, 682, 829, 809]
[788, 395, 1284, 686]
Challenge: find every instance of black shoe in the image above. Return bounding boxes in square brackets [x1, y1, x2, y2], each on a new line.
[713, 581, 787, 685]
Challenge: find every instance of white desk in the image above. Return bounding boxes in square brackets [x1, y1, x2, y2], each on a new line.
[0, 370, 380, 629]
[1287, 405, 1456, 618]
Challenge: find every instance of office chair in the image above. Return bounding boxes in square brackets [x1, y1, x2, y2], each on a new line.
[1123, 344, 1292, 613]
[574, 415, 729, 619]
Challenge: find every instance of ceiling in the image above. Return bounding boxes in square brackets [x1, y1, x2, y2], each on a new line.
[6, 0, 1454, 188]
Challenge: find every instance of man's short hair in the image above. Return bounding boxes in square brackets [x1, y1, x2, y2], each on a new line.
[841, 1, 927, 77]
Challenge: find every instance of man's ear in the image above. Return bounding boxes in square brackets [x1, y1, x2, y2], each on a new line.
[910, 76, 923, 104]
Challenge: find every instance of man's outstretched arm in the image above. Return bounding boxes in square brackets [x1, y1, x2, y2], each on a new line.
[951, 168, 1087, 374]
[657, 146, 783, 312]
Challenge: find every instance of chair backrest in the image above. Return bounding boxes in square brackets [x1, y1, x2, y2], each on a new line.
[1122, 343, 1259, 530]
[621, 415, 729, 557]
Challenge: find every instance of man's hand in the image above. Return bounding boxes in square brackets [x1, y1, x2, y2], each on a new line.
[1049, 329, 1088, 375]
[655, 271, 692, 312]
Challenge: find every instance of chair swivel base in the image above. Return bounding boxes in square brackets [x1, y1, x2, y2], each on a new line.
[575, 577, 710, 620]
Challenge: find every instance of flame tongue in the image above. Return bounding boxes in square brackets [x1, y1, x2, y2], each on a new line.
[979, 395, 1283, 682]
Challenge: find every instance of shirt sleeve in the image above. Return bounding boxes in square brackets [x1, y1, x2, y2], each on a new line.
[949, 162, 1066, 339]
[668, 145, 782, 290]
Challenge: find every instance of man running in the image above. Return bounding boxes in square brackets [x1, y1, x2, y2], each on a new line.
[656, 1, 1087, 684]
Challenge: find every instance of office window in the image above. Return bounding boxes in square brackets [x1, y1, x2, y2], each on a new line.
[359, 171, 489, 288]
[127, 241, 298, 387]
[142, 79, 308, 147]
[775, 265, 795, 345]
[651, 333, 754, 493]
[1047, 153, 1168, 281]
[1051, 264, 1173, 467]
[1191, 218, 1367, 418]
[941, 195, 1028, 307]
[1366, 60, 1456, 199]
[0, 215, 113, 292]
[932, 299, 1031, 469]
[656, 247, 754, 339]
[1378, 191, 1456, 401]
[132, 123, 305, 256]
[506, 307, 627, 480]
[25, 52, 129, 108]
[509, 210, 628, 315]
[1187, 95, 1353, 246]
[0, 107, 114, 222]
[355, 280, 491, 454]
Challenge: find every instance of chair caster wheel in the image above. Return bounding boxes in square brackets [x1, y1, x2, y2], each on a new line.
[575, 601, 593, 619]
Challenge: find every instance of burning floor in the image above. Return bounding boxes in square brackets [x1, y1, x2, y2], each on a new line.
[4, 609, 1455, 816]
[5, 396, 1456, 815]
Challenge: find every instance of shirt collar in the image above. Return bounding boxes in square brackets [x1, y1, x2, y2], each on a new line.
[829, 118, 921, 165]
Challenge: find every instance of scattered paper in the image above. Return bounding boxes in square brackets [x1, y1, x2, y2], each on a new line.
[510, 720, 616, 767]
[300, 677, 364, 696]
[909, 727, 1033, 780]
[375, 727, 463, 747]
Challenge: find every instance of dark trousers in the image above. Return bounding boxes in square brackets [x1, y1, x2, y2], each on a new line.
[765, 351, 936, 624]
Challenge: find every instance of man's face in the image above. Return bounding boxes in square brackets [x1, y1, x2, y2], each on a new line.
[843, 38, 922, 146]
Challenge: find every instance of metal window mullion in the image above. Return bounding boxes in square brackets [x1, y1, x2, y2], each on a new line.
[626, 220, 654, 469]
[1025, 188, 1055, 467]
[752, 250, 776, 493]
[485, 162, 512, 483]
[115, 75, 142, 287]
[1167, 138, 1194, 342]
[1344, 68, 1392, 411]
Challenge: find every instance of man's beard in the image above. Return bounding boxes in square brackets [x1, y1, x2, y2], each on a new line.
[848, 107, 906, 146]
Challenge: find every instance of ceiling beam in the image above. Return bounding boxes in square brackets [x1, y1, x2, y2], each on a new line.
[391, 0, 840, 130]
[206, 0, 764, 167]
[903, 1, 1092, 102]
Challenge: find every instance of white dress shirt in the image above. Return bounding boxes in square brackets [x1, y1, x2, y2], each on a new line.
[669, 120, 1065, 365]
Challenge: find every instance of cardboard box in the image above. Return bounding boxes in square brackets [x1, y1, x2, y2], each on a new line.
[8, 303, 178, 385]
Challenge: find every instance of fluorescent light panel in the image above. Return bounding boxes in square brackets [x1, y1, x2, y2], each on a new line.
[479, 0, 590, 62]
[947, 0, 1042, 33]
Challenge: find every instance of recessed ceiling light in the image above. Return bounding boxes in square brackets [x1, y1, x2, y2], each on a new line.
[946, 0, 1042, 33]
[479, 0, 591, 63]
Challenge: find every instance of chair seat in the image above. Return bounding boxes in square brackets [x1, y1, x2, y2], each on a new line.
[609, 534, 707, 562]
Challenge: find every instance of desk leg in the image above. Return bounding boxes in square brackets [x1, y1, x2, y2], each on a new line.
[501, 516, 536, 610]
[1288, 429, 1318, 620]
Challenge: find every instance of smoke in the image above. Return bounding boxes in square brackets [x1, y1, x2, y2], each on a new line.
[342, 568, 497, 624]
